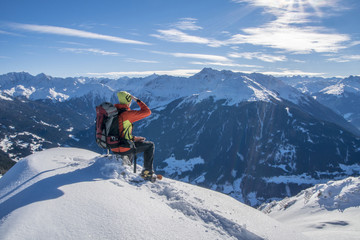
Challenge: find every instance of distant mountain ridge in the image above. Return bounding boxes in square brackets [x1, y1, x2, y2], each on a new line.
[279, 75, 360, 131]
[0, 72, 115, 102]
[1, 69, 359, 206]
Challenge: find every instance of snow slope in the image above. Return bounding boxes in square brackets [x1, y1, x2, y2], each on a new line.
[260, 177, 360, 240]
[0, 148, 307, 240]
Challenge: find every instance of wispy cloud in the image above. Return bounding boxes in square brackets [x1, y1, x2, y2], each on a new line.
[152, 50, 261, 68]
[229, 0, 350, 53]
[227, 24, 349, 54]
[152, 1, 351, 54]
[9, 23, 150, 45]
[261, 68, 325, 77]
[327, 55, 360, 63]
[86, 69, 201, 78]
[59, 48, 120, 56]
[125, 58, 159, 63]
[57, 41, 89, 46]
[0, 29, 23, 37]
[152, 50, 231, 62]
[173, 18, 203, 31]
[171, 52, 230, 62]
[151, 17, 222, 47]
[228, 52, 287, 62]
[231, 0, 343, 18]
[190, 61, 261, 68]
[348, 41, 360, 48]
[151, 29, 223, 47]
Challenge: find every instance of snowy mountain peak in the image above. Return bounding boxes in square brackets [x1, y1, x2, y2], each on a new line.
[0, 148, 308, 240]
[35, 73, 51, 81]
[320, 82, 345, 95]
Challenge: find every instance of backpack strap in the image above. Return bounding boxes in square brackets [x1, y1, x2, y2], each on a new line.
[117, 108, 129, 140]
[112, 108, 136, 155]
[115, 108, 138, 173]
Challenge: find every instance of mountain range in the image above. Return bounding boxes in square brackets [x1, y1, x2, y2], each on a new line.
[1, 69, 359, 206]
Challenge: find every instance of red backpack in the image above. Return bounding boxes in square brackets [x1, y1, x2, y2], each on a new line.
[95, 102, 135, 155]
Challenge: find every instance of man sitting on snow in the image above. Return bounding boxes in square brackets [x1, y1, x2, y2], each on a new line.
[111, 91, 155, 180]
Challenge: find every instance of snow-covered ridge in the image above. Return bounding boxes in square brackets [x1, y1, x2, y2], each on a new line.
[0, 69, 305, 107]
[260, 176, 360, 240]
[320, 78, 360, 96]
[0, 72, 116, 102]
[280, 75, 360, 96]
[0, 148, 308, 240]
[279, 75, 360, 130]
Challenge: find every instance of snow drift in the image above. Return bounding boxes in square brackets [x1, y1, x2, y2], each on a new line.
[0, 148, 307, 240]
[260, 176, 360, 240]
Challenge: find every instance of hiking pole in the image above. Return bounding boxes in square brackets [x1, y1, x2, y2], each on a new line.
[133, 154, 137, 173]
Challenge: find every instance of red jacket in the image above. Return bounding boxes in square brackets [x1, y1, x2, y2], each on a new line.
[111, 100, 151, 153]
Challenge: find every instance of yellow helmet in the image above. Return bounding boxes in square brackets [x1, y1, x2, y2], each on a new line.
[117, 91, 132, 104]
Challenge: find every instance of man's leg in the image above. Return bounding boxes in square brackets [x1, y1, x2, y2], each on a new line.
[135, 141, 155, 172]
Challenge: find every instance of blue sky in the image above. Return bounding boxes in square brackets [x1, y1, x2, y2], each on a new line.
[0, 0, 359, 78]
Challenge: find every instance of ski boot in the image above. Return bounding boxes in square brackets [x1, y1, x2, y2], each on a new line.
[140, 170, 162, 183]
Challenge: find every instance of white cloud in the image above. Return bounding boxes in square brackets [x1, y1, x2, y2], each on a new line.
[0, 29, 23, 37]
[229, 0, 351, 53]
[348, 41, 360, 48]
[152, 50, 231, 62]
[151, 29, 223, 47]
[260, 68, 325, 77]
[125, 58, 159, 63]
[172, 52, 230, 62]
[152, 12, 350, 53]
[59, 48, 120, 56]
[153, 50, 262, 68]
[293, 59, 306, 63]
[327, 55, 360, 63]
[86, 69, 201, 78]
[190, 61, 261, 68]
[231, 0, 342, 18]
[151, 2, 350, 53]
[228, 52, 287, 62]
[9, 23, 150, 45]
[152, 50, 265, 68]
[174, 18, 203, 31]
[227, 24, 349, 53]
[57, 41, 89, 46]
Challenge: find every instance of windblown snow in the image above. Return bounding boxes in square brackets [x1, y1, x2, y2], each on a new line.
[0, 148, 307, 240]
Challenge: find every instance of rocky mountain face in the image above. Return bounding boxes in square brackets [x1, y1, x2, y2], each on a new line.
[1, 69, 359, 206]
[136, 96, 360, 205]
[0, 149, 15, 175]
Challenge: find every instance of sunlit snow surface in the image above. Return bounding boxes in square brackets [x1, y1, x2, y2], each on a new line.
[0, 148, 307, 240]
[261, 176, 360, 240]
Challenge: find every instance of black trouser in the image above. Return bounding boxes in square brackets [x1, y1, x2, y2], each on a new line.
[134, 141, 155, 171]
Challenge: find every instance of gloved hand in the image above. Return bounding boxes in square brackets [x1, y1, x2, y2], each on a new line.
[131, 95, 139, 102]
